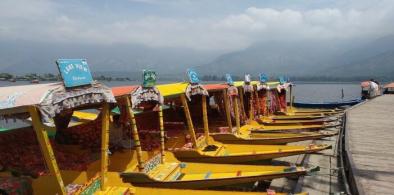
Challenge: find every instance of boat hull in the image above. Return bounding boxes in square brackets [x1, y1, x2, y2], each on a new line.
[171, 145, 331, 163]
[293, 99, 362, 109]
[210, 131, 338, 145]
[121, 170, 305, 189]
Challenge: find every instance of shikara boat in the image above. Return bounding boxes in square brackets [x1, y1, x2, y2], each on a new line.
[292, 99, 361, 109]
[230, 80, 338, 131]
[258, 117, 338, 126]
[104, 72, 316, 190]
[0, 77, 303, 195]
[78, 84, 330, 161]
[202, 83, 337, 144]
[153, 80, 330, 163]
[0, 81, 133, 195]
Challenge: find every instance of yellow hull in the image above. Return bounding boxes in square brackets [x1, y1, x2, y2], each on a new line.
[132, 187, 302, 195]
[88, 150, 310, 191]
[171, 137, 331, 163]
[267, 114, 326, 120]
[210, 131, 338, 145]
[241, 122, 324, 133]
[259, 117, 336, 125]
[101, 168, 300, 195]
[26, 166, 304, 194]
[121, 168, 305, 189]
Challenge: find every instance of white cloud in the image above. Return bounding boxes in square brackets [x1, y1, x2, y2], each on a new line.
[0, 1, 394, 51]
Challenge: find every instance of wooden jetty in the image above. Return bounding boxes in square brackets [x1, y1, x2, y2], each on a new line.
[346, 95, 394, 194]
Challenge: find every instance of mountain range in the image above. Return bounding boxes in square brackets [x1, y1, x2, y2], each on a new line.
[197, 35, 394, 80]
[1, 35, 394, 81]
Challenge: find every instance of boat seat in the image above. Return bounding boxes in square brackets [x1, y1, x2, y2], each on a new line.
[146, 162, 181, 181]
[200, 144, 226, 156]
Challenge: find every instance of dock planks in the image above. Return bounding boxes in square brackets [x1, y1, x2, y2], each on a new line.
[347, 95, 394, 194]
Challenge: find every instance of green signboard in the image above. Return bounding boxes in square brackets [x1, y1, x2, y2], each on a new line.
[143, 70, 157, 87]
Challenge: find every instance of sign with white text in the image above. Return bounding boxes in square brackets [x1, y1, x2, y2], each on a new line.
[57, 59, 93, 88]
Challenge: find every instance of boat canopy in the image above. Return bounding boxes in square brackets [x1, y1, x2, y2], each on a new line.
[384, 82, 394, 89]
[0, 82, 116, 121]
[157, 82, 189, 97]
[361, 81, 370, 88]
[203, 83, 229, 91]
[111, 84, 184, 98]
[233, 81, 280, 88]
[112, 85, 139, 97]
[113, 82, 188, 98]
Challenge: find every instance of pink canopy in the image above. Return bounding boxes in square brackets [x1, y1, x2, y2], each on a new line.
[0, 82, 116, 121]
[384, 82, 394, 89]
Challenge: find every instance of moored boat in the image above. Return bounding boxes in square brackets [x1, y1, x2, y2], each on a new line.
[201, 78, 338, 145]
[104, 70, 316, 190]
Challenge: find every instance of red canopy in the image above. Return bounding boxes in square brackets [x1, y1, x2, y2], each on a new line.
[203, 83, 229, 91]
[111, 86, 139, 97]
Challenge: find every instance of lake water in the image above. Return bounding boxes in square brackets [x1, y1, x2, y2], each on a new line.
[0, 81, 361, 102]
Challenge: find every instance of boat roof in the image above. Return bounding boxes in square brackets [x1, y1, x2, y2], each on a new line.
[157, 82, 189, 97]
[384, 82, 394, 89]
[111, 83, 189, 98]
[234, 81, 281, 88]
[0, 82, 115, 118]
[112, 85, 139, 97]
[111, 80, 283, 98]
[361, 81, 370, 88]
[203, 83, 229, 91]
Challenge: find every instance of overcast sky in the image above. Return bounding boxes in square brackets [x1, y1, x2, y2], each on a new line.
[1, 0, 394, 52]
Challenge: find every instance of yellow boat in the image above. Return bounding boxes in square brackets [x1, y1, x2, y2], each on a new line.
[108, 150, 310, 189]
[0, 82, 135, 195]
[78, 84, 331, 162]
[0, 83, 307, 195]
[258, 117, 337, 125]
[202, 83, 338, 144]
[154, 82, 330, 163]
[107, 81, 316, 190]
[210, 131, 337, 145]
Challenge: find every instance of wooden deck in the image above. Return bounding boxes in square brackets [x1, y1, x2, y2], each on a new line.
[347, 95, 394, 194]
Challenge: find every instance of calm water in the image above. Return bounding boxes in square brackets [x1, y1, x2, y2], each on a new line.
[292, 83, 360, 102]
[0, 81, 361, 102]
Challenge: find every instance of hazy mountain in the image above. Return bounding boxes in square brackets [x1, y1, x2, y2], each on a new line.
[322, 35, 394, 79]
[0, 41, 218, 75]
[1, 35, 394, 81]
[196, 36, 394, 80]
[195, 40, 351, 77]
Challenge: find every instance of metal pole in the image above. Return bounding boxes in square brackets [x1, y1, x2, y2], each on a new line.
[341, 88, 344, 100]
[180, 94, 198, 148]
[29, 106, 66, 195]
[125, 97, 144, 171]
